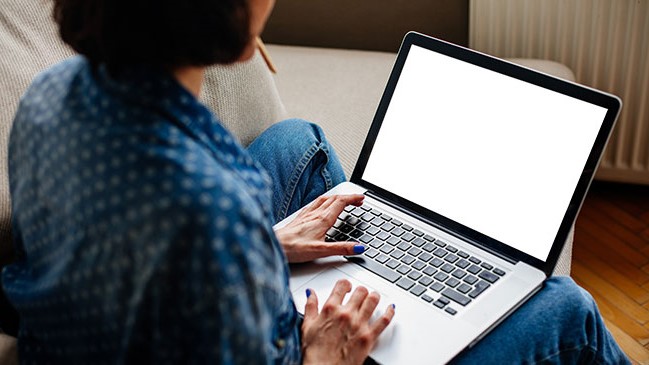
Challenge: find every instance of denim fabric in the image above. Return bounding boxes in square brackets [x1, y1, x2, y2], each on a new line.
[247, 119, 347, 223]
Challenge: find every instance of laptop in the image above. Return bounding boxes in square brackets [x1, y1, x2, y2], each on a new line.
[274, 32, 621, 364]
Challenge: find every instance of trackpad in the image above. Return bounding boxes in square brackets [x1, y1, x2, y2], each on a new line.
[291, 268, 397, 345]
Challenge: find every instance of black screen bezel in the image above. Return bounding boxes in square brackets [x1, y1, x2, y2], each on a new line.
[351, 32, 621, 276]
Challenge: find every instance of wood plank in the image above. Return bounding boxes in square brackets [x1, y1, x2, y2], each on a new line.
[574, 279, 649, 346]
[576, 229, 649, 286]
[587, 197, 648, 233]
[572, 249, 649, 304]
[604, 319, 649, 365]
[572, 261, 649, 325]
[580, 205, 649, 252]
[576, 215, 649, 267]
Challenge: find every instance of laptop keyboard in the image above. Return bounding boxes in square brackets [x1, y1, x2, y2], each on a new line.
[327, 204, 506, 316]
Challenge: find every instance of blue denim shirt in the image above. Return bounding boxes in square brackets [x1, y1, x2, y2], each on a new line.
[5, 57, 301, 364]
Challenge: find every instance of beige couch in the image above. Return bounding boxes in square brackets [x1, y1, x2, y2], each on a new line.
[0, 0, 574, 360]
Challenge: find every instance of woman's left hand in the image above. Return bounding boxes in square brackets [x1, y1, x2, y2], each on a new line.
[275, 194, 366, 263]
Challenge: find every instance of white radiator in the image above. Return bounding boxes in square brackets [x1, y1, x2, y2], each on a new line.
[470, 0, 649, 184]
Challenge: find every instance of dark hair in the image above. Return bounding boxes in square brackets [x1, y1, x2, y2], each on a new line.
[53, 0, 251, 73]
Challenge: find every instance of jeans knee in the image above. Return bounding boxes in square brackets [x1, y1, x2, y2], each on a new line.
[547, 276, 598, 320]
[270, 119, 326, 145]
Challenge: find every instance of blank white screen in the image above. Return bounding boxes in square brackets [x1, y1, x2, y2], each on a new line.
[362, 46, 607, 261]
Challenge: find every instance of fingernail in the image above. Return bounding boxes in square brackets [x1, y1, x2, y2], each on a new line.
[353, 245, 365, 254]
[306, 289, 311, 298]
[392, 304, 396, 310]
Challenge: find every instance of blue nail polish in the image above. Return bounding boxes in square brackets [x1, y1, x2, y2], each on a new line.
[306, 289, 311, 298]
[392, 304, 396, 310]
[353, 245, 365, 254]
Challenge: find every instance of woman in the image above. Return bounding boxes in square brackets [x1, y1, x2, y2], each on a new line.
[4, 0, 629, 363]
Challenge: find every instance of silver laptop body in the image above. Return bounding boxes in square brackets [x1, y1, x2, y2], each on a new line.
[275, 32, 621, 364]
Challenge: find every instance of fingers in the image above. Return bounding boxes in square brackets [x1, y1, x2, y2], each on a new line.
[290, 241, 365, 262]
[324, 279, 352, 308]
[304, 288, 319, 320]
[345, 286, 370, 310]
[370, 304, 396, 338]
[358, 291, 381, 322]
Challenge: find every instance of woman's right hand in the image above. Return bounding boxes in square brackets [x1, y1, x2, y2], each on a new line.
[301, 279, 395, 365]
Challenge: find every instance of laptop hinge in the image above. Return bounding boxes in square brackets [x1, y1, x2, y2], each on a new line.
[364, 190, 518, 265]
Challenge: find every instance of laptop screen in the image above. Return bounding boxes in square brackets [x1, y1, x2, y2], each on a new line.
[361, 45, 608, 262]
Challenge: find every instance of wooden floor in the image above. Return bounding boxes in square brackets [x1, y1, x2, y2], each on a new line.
[572, 180, 649, 365]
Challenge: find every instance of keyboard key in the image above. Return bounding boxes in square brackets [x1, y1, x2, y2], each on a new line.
[468, 281, 491, 299]
[346, 216, 361, 225]
[469, 256, 481, 264]
[359, 234, 373, 244]
[386, 259, 400, 269]
[361, 212, 374, 221]
[396, 265, 411, 275]
[457, 251, 470, 259]
[401, 232, 415, 242]
[424, 234, 436, 242]
[390, 250, 405, 260]
[379, 245, 394, 254]
[493, 268, 506, 276]
[407, 247, 422, 257]
[349, 229, 364, 239]
[434, 272, 449, 282]
[333, 220, 344, 229]
[441, 263, 455, 273]
[445, 307, 457, 316]
[419, 252, 433, 262]
[407, 271, 423, 281]
[410, 285, 426, 297]
[451, 269, 467, 279]
[421, 294, 434, 303]
[344, 205, 355, 213]
[371, 217, 386, 227]
[382, 222, 395, 232]
[391, 219, 403, 227]
[391, 227, 405, 237]
[334, 233, 349, 242]
[379, 213, 392, 221]
[446, 245, 458, 253]
[357, 222, 371, 230]
[376, 231, 390, 241]
[340, 224, 354, 234]
[442, 288, 472, 306]
[446, 278, 460, 288]
[396, 241, 410, 251]
[412, 229, 424, 237]
[412, 261, 426, 271]
[396, 277, 415, 290]
[433, 248, 448, 258]
[422, 266, 437, 276]
[457, 283, 472, 294]
[444, 254, 459, 263]
[430, 258, 444, 267]
[369, 240, 383, 249]
[434, 240, 447, 248]
[400, 255, 415, 265]
[366, 226, 380, 236]
[387, 236, 400, 246]
[463, 275, 478, 285]
[430, 282, 445, 292]
[478, 270, 500, 283]
[411, 237, 426, 247]
[364, 248, 379, 258]
[360, 205, 371, 211]
[433, 300, 447, 308]
[467, 264, 482, 275]
[401, 224, 413, 231]
[347, 257, 401, 283]
[369, 208, 381, 216]
[422, 243, 436, 252]
[418, 276, 433, 287]
[455, 259, 470, 269]
[376, 254, 390, 264]
[481, 262, 494, 270]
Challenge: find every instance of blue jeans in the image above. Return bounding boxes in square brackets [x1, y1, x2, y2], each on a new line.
[247, 119, 630, 364]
